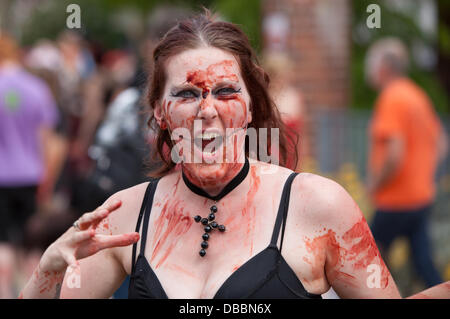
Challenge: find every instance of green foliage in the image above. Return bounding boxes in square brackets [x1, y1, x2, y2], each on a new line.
[22, 0, 448, 114]
[440, 21, 450, 55]
[20, 0, 260, 51]
[21, 0, 126, 48]
[213, 0, 261, 52]
[351, 0, 449, 113]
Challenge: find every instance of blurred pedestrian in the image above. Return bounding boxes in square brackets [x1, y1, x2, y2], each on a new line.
[365, 37, 449, 289]
[56, 30, 97, 183]
[72, 49, 148, 214]
[25, 40, 69, 206]
[0, 33, 59, 297]
[57, 30, 96, 119]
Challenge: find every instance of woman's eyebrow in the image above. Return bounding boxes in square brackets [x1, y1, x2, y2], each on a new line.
[214, 80, 239, 86]
[170, 83, 200, 92]
[210, 81, 241, 91]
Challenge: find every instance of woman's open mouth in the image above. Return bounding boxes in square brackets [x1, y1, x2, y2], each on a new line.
[194, 131, 224, 155]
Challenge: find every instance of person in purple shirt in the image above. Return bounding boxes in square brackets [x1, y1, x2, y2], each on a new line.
[0, 33, 58, 298]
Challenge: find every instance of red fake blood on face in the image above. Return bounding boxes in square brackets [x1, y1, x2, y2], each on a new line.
[186, 70, 209, 97]
[164, 100, 179, 129]
[186, 115, 196, 128]
[186, 60, 238, 95]
[161, 99, 172, 118]
[231, 95, 248, 127]
[150, 199, 193, 268]
[185, 60, 248, 160]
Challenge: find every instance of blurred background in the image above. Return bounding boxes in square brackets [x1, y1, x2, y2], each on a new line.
[0, 0, 448, 298]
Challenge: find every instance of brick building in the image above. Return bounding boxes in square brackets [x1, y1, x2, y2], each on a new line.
[262, 0, 351, 161]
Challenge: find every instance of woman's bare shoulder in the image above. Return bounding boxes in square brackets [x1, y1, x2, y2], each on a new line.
[293, 172, 345, 197]
[109, 181, 151, 206]
[101, 172, 179, 233]
[291, 172, 361, 228]
[99, 181, 152, 234]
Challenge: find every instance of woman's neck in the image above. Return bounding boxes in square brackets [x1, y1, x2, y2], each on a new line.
[181, 155, 248, 197]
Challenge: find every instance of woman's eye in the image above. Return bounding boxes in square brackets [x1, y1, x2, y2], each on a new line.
[173, 90, 199, 98]
[215, 87, 240, 96]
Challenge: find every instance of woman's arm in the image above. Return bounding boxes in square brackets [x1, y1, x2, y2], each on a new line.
[302, 176, 399, 298]
[19, 198, 139, 299]
[314, 177, 449, 299]
[407, 282, 450, 299]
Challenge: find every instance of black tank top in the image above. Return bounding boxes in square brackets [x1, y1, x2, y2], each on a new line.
[128, 172, 322, 299]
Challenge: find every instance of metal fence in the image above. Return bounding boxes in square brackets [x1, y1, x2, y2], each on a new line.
[309, 108, 450, 295]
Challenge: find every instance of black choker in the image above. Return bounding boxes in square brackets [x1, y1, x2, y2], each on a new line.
[182, 158, 250, 257]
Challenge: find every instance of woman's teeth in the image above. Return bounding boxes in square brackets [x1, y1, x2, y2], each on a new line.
[194, 132, 224, 154]
[199, 132, 221, 139]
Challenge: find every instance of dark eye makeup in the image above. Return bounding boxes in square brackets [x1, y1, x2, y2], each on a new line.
[213, 87, 241, 96]
[169, 84, 241, 100]
[170, 89, 199, 99]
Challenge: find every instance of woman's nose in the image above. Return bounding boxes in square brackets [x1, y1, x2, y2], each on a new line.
[198, 94, 218, 120]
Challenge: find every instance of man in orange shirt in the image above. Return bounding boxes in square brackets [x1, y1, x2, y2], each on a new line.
[365, 38, 448, 288]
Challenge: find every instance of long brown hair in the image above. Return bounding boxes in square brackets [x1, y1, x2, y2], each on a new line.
[147, 10, 297, 177]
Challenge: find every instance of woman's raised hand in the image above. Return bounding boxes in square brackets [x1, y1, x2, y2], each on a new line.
[39, 199, 139, 273]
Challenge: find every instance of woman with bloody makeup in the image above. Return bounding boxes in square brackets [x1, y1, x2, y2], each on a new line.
[20, 12, 449, 299]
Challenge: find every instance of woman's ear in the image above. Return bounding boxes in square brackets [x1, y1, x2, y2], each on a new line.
[247, 102, 253, 124]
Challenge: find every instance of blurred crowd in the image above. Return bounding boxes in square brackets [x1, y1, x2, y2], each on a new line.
[0, 30, 148, 297]
[0, 7, 197, 297]
[0, 5, 448, 299]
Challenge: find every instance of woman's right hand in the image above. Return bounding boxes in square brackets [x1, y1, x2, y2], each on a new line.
[38, 199, 140, 273]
